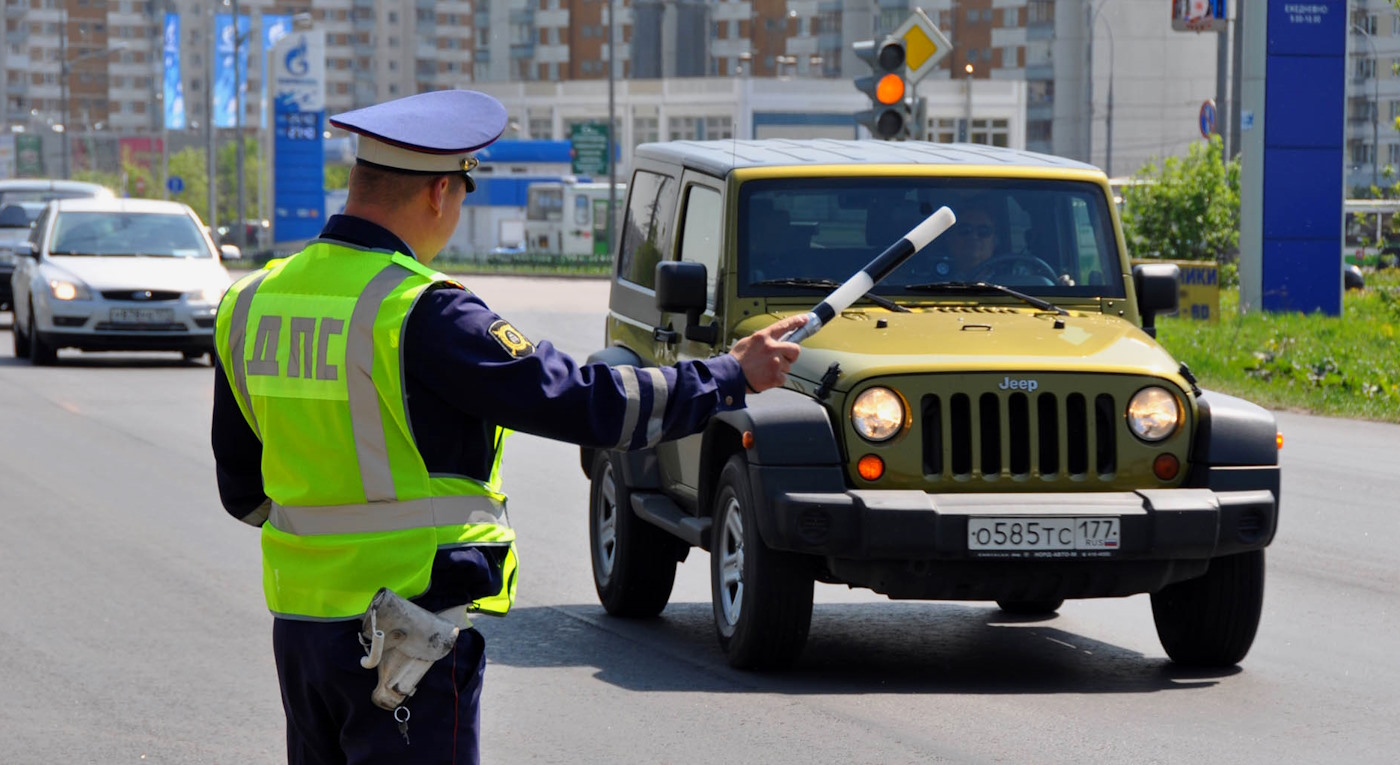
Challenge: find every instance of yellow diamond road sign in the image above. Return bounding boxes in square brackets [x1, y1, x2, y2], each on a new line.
[895, 8, 951, 85]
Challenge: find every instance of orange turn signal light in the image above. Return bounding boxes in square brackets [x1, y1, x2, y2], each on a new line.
[857, 454, 885, 481]
[1152, 453, 1180, 481]
[875, 73, 905, 105]
[742, 431, 755, 449]
[1276, 431, 1284, 450]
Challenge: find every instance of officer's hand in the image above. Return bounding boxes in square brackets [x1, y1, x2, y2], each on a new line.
[730, 314, 807, 394]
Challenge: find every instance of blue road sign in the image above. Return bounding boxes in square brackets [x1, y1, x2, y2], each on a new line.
[1199, 99, 1216, 139]
[167, 175, 185, 193]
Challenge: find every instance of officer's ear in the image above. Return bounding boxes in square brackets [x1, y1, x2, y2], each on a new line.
[426, 174, 452, 217]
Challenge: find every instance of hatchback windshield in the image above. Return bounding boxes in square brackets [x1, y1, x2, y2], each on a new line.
[49, 211, 212, 258]
[739, 178, 1125, 299]
[0, 190, 106, 223]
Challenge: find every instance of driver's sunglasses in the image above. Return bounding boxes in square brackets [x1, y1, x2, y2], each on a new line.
[955, 224, 995, 240]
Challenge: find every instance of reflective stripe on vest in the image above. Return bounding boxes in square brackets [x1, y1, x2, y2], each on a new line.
[269, 494, 509, 536]
[215, 243, 517, 620]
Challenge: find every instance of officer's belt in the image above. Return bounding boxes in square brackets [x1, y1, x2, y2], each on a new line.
[270, 495, 507, 536]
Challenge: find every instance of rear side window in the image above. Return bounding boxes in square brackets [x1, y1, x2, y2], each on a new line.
[617, 169, 677, 289]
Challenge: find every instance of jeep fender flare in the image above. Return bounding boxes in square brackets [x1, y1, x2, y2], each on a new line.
[1190, 389, 1279, 467]
[701, 388, 847, 548]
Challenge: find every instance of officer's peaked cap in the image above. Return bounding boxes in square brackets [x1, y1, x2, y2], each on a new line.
[328, 90, 508, 174]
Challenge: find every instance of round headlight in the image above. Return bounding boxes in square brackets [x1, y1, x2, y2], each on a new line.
[851, 386, 905, 442]
[1126, 386, 1181, 442]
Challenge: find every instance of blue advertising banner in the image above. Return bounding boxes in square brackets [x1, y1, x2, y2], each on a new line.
[261, 15, 293, 130]
[162, 13, 185, 130]
[213, 14, 250, 129]
[271, 29, 326, 243]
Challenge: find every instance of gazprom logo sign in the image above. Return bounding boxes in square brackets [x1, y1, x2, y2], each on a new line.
[285, 37, 310, 77]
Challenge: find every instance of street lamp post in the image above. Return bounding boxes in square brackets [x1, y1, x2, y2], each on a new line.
[1087, 0, 1115, 176]
[1351, 22, 1380, 190]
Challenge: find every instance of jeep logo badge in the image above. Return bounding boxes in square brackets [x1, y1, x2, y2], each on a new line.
[998, 376, 1039, 392]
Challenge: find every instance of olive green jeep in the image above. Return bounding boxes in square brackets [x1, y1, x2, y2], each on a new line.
[581, 140, 1279, 670]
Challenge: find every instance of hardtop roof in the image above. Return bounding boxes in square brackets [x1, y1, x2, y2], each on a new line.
[633, 139, 1102, 178]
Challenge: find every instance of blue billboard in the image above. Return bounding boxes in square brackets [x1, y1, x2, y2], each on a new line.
[1259, 1, 1345, 314]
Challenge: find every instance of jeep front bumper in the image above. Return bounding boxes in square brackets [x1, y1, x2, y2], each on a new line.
[756, 469, 1278, 562]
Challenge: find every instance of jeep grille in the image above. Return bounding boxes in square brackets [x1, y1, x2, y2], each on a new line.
[921, 391, 1118, 480]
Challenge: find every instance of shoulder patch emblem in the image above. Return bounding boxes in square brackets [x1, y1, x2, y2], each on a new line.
[488, 319, 535, 358]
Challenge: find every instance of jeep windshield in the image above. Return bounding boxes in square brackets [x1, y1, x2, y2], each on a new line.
[738, 177, 1127, 302]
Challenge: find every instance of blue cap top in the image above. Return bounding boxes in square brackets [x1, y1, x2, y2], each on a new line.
[329, 90, 508, 173]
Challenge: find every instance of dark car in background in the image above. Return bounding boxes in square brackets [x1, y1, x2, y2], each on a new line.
[0, 179, 116, 310]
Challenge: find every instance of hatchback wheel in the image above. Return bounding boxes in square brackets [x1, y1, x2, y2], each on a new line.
[28, 308, 56, 365]
[12, 306, 30, 358]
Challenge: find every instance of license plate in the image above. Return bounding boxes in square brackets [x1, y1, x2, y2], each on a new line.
[967, 517, 1120, 552]
[110, 307, 174, 324]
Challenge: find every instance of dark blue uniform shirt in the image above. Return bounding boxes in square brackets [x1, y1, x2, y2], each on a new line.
[211, 214, 750, 611]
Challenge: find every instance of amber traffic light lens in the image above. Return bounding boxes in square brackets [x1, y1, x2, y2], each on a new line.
[875, 73, 905, 105]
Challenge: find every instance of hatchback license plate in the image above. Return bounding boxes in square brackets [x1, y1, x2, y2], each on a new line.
[110, 307, 174, 324]
[967, 517, 1120, 551]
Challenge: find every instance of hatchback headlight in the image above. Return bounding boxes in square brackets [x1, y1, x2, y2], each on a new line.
[1126, 386, 1181, 442]
[851, 386, 906, 442]
[189, 286, 227, 304]
[49, 278, 91, 301]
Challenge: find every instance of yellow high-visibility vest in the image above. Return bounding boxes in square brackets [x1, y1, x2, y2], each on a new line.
[215, 240, 517, 620]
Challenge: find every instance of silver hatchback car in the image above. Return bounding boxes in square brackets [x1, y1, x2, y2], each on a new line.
[9, 197, 234, 365]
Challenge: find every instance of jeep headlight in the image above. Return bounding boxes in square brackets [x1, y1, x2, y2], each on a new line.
[1126, 386, 1181, 442]
[851, 387, 905, 442]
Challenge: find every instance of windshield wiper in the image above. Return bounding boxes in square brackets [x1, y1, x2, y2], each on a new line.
[750, 277, 910, 313]
[904, 280, 1068, 315]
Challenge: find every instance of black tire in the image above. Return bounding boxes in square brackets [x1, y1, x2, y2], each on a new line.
[12, 306, 30, 359]
[28, 307, 56, 366]
[183, 350, 211, 364]
[589, 451, 680, 617]
[1151, 550, 1265, 667]
[996, 598, 1064, 616]
[710, 454, 813, 670]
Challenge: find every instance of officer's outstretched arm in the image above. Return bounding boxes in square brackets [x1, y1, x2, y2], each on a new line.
[728, 314, 807, 393]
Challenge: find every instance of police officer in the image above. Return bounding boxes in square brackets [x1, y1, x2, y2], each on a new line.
[210, 89, 805, 765]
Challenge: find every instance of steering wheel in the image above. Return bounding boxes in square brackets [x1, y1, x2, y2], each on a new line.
[971, 254, 1059, 286]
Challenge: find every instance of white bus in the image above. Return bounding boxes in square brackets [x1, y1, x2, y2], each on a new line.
[1343, 198, 1400, 268]
[523, 180, 626, 259]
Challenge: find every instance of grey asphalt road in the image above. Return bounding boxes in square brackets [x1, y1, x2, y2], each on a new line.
[0, 275, 1396, 764]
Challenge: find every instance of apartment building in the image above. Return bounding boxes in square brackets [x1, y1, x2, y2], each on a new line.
[3, 0, 1225, 185]
[1346, 0, 1400, 195]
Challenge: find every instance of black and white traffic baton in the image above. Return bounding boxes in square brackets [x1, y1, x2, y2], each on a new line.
[780, 206, 957, 344]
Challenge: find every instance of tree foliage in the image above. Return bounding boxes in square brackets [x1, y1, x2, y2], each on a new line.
[1121, 135, 1240, 263]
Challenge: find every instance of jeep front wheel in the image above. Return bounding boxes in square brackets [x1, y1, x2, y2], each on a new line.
[589, 451, 678, 617]
[1151, 549, 1265, 667]
[710, 454, 813, 670]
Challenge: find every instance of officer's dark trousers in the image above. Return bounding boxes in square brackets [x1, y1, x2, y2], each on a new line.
[273, 617, 487, 765]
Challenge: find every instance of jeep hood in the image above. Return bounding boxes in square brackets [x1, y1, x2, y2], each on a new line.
[737, 308, 1182, 389]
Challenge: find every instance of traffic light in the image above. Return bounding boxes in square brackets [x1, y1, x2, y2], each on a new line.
[854, 37, 912, 141]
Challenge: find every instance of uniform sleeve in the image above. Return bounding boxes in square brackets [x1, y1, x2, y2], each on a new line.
[210, 352, 270, 526]
[405, 286, 749, 450]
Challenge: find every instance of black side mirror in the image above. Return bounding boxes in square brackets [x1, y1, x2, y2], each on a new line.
[655, 260, 718, 345]
[14, 241, 37, 260]
[1132, 262, 1180, 339]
